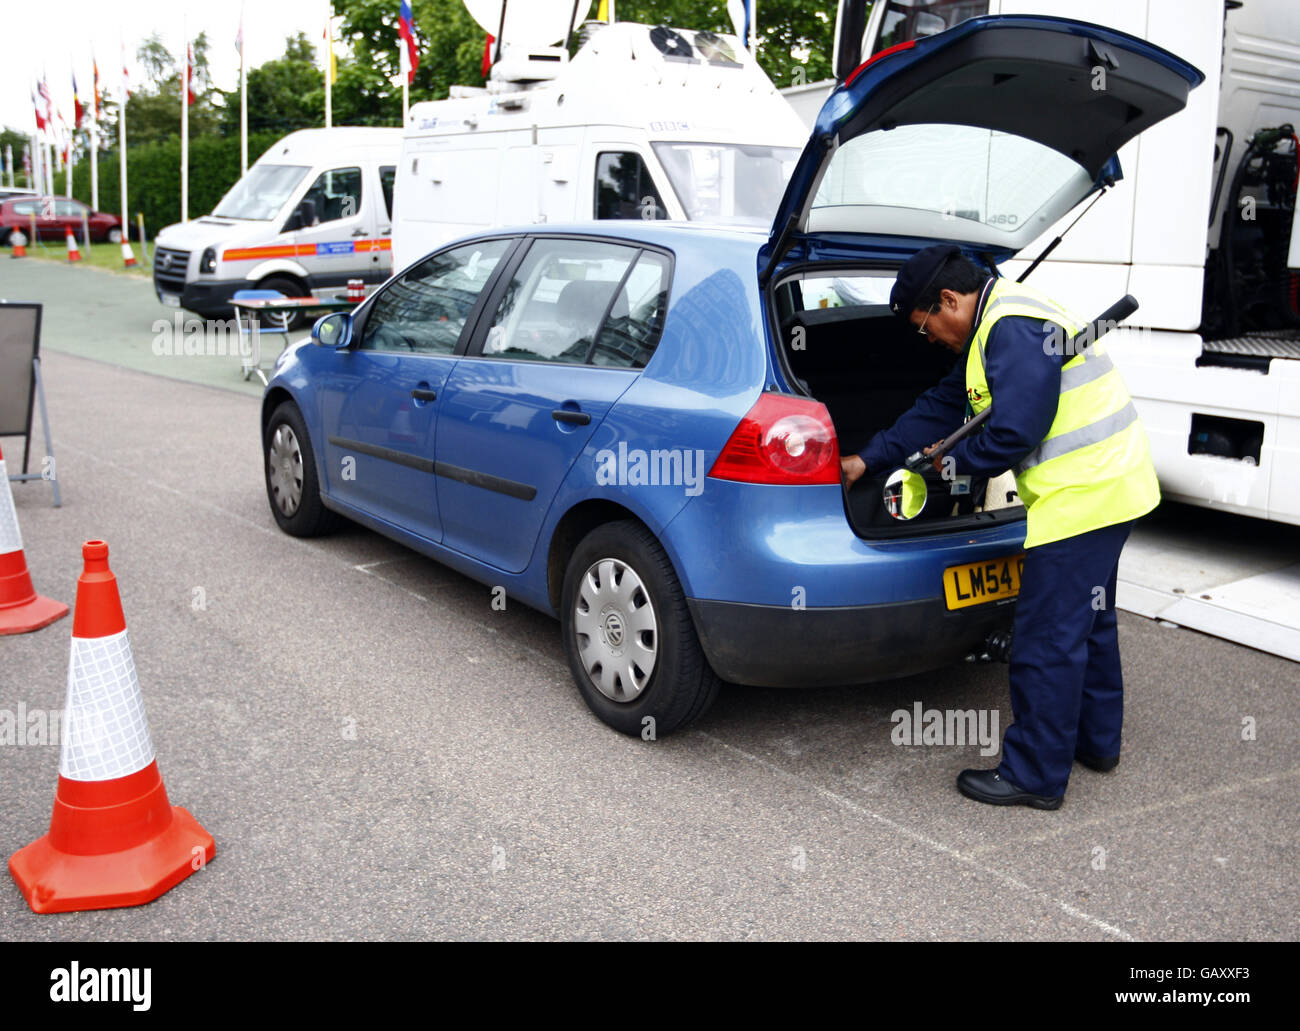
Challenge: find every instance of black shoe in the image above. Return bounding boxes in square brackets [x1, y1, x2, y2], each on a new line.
[957, 768, 1063, 810]
[1075, 751, 1120, 773]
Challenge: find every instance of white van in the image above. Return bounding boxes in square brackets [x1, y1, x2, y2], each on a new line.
[153, 127, 401, 321]
[392, 21, 809, 272]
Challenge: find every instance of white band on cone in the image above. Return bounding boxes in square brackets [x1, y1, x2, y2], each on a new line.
[60, 629, 156, 781]
[0, 459, 23, 556]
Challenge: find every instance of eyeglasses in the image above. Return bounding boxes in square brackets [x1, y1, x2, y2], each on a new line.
[916, 304, 938, 337]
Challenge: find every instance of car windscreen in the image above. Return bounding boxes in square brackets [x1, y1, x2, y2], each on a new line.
[808, 123, 1096, 247]
[212, 164, 310, 220]
[651, 142, 800, 225]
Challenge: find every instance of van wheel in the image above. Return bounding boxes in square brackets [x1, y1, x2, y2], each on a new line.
[264, 400, 340, 537]
[258, 275, 309, 330]
[561, 520, 720, 736]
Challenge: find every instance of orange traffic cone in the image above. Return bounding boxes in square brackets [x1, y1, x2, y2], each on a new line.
[10, 228, 27, 258]
[0, 444, 68, 635]
[120, 239, 137, 268]
[64, 227, 81, 263]
[8, 540, 215, 913]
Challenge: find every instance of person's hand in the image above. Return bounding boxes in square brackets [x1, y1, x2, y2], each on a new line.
[922, 441, 946, 474]
[840, 454, 867, 488]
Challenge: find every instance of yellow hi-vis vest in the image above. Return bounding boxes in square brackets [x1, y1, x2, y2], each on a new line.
[964, 278, 1160, 548]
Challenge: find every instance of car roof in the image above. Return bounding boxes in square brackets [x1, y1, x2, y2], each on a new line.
[483, 219, 768, 251]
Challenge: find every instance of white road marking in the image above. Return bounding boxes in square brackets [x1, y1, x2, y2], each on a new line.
[700, 732, 1137, 941]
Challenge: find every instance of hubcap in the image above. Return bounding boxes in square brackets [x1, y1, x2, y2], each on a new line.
[268, 423, 304, 517]
[573, 557, 658, 702]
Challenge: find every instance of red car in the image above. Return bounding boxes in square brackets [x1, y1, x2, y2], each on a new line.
[0, 196, 124, 245]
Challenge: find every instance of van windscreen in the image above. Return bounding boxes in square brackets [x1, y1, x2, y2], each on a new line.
[213, 164, 310, 220]
[651, 142, 799, 225]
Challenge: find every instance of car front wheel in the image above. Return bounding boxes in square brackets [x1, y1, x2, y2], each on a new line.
[264, 400, 340, 537]
[561, 520, 720, 736]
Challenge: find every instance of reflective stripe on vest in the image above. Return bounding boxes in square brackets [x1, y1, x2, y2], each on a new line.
[964, 278, 1160, 547]
[1015, 398, 1138, 474]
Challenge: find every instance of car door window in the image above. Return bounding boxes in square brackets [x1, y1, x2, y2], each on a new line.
[360, 238, 512, 354]
[379, 166, 396, 219]
[589, 251, 671, 369]
[300, 166, 362, 224]
[55, 199, 85, 218]
[12, 201, 37, 215]
[479, 238, 639, 364]
[595, 152, 668, 220]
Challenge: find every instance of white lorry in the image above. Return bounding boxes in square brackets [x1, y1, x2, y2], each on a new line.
[804, 0, 1300, 527]
[391, 18, 809, 273]
[152, 127, 401, 322]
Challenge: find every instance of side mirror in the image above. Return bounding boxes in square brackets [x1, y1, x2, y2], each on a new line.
[312, 312, 352, 348]
[883, 468, 928, 521]
[282, 199, 317, 233]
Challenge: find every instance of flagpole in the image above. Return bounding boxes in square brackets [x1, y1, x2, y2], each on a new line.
[91, 56, 100, 210]
[239, 2, 248, 173]
[181, 27, 189, 223]
[400, 45, 409, 126]
[120, 71, 129, 242]
[120, 39, 129, 247]
[67, 131, 74, 199]
[324, 2, 333, 130]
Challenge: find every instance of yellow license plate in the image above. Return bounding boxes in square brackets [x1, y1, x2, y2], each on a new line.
[943, 555, 1024, 610]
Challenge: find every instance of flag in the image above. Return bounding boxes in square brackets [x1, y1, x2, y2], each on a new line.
[236, 13, 243, 57]
[482, 33, 494, 78]
[727, 0, 754, 48]
[122, 41, 130, 98]
[398, 0, 418, 82]
[37, 79, 53, 131]
[33, 88, 47, 133]
[73, 73, 85, 128]
[323, 13, 337, 84]
[186, 42, 196, 105]
[93, 56, 101, 118]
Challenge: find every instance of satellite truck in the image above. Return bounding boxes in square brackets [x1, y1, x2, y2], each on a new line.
[793, 0, 1300, 529]
[390, 0, 809, 271]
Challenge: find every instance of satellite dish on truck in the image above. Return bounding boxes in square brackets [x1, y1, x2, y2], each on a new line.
[464, 0, 593, 48]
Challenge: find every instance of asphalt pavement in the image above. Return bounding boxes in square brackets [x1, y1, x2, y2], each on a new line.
[1, 259, 1297, 940]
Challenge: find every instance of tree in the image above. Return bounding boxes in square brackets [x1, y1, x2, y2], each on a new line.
[614, 1, 836, 89]
[218, 33, 326, 136]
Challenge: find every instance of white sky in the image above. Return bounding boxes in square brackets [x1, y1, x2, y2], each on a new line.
[1, 0, 336, 134]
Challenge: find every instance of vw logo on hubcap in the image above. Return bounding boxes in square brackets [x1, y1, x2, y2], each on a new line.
[602, 611, 625, 648]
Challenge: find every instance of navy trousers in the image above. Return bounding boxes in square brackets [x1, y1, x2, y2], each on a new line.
[997, 519, 1135, 797]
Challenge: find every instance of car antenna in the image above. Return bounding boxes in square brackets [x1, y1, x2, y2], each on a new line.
[1016, 187, 1108, 283]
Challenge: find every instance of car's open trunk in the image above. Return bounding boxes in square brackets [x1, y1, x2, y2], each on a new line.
[772, 279, 1026, 539]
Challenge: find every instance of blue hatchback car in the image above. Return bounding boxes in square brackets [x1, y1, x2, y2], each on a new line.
[262, 15, 1200, 734]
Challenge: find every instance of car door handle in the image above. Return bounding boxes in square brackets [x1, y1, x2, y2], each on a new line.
[552, 409, 590, 425]
[411, 388, 438, 401]
[351, 228, 368, 237]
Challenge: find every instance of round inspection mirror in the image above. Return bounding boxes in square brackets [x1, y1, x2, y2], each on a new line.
[883, 468, 928, 521]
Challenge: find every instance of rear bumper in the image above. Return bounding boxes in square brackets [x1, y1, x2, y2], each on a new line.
[687, 594, 1015, 687]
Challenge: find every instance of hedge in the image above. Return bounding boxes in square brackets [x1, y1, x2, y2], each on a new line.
[52, 132, 282, 237]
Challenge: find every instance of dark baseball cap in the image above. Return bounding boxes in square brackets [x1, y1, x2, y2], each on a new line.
[889, 244, 961, 320]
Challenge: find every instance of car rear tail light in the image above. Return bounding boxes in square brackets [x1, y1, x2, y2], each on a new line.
[709, 393, 841, 485]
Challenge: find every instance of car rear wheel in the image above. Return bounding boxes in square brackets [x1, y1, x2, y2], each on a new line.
[264, 400, 340, 537]
[106, 226, 123, 244]
[561, 520, 720, 736]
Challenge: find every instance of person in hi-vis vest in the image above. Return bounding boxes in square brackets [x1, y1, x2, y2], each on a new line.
[841, 245, 1160, 810]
